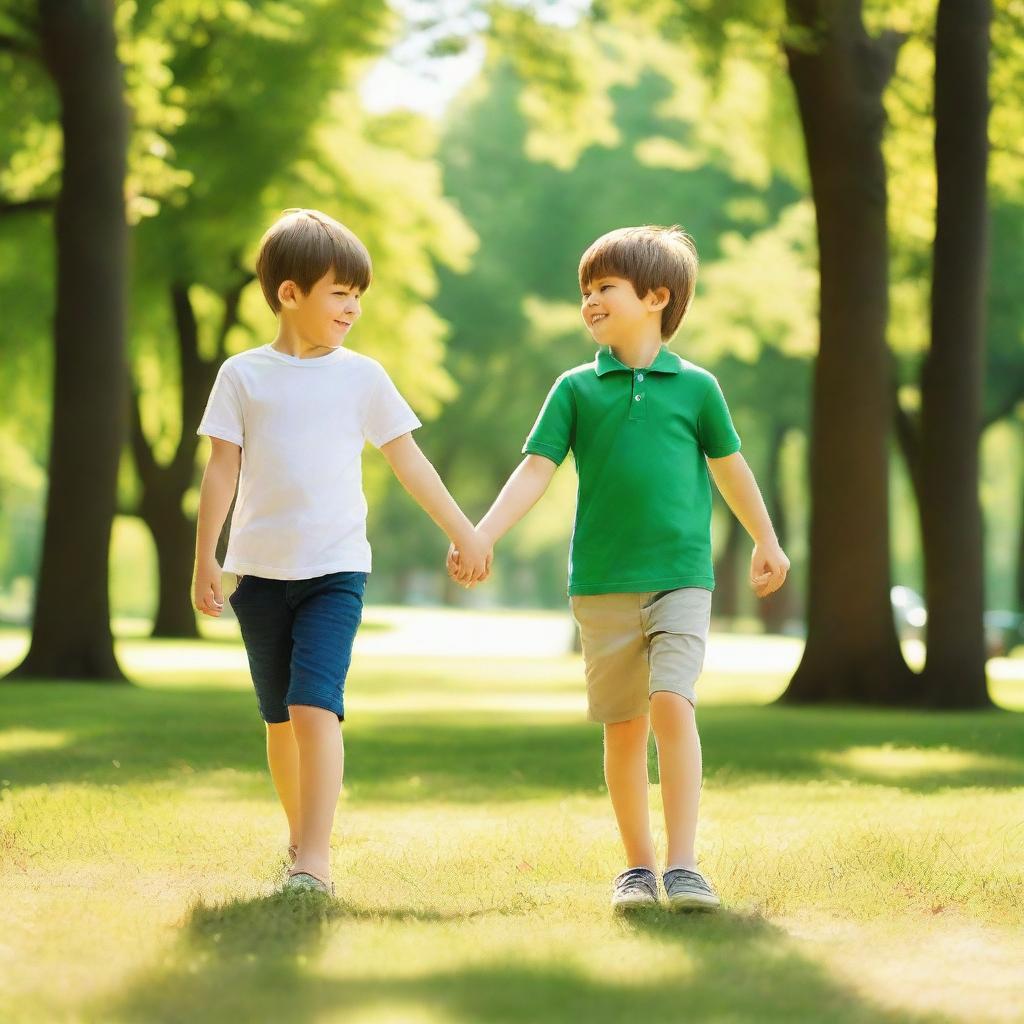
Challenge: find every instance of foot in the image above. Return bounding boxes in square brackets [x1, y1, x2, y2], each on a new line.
[283, 870, 334, 896]
[663, 867, 720, 911]
[611, 867, 659, 911]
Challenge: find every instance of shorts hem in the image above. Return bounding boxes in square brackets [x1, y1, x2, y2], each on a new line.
[588, 707, 650, 725]
[649, 686, 697, 708]
[286, 698, 345, 722]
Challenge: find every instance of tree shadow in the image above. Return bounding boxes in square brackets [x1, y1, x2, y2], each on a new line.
[91, 892, 946, 1024]
[2, 683, 1023, 798]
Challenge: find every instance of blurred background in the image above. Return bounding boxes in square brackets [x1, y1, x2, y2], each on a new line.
[0, 0, 1021, 674]
[3, 6, 1024, 1020]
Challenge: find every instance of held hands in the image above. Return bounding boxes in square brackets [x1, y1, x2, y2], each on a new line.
[193, 557, 225, 617]
[446, 527, 493, 588]
[750, 539, 790, 598]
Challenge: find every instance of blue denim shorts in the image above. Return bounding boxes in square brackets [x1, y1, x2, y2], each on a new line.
[228, 571, 367, 724]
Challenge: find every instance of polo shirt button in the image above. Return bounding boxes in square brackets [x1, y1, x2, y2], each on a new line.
[637, 373, 644, 382]
[634, 395, 642, 402]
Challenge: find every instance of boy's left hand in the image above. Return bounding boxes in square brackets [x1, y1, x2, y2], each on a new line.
[447, 530, 493, 588]
[750, 540, 789, 598]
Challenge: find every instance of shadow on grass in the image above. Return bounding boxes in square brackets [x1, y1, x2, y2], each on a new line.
[2, 681, 1024, 798]
[91, 893, 946, 1024]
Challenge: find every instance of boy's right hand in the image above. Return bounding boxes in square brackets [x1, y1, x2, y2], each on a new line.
[193, 557, 225, 617]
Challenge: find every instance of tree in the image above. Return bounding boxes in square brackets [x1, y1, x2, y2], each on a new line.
[123, 0, 389, 637]
[779, 0, 916, 703]
[6, 0, 129, 681]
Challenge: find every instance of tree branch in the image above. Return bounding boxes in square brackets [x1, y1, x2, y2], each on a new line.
[215, 269, 255, 359]
[0, 30, 40, 61]
[128, 376, 159, 493]
[0, 196, 55, 218]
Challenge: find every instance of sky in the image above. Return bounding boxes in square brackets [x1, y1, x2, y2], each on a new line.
[359, 0, 591, 117]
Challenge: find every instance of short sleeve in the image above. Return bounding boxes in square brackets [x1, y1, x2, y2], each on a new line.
[697, 377, 741, 457]
[197, 361, 244, 447]
[522, 375, 576, 465]
[363, 366, 422, 448]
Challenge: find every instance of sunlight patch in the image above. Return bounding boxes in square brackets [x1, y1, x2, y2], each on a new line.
[117, 640, 250, 676]
[0, 728, 70, 754]
[818, 744, 1020, 779]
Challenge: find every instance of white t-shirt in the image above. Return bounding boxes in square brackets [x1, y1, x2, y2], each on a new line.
[197, 344, 421, 580]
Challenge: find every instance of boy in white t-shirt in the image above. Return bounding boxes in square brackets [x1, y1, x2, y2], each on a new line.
[193, 208, 492, 894]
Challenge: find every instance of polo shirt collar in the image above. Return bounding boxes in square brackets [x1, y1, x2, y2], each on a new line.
[594, 345, 682, 376]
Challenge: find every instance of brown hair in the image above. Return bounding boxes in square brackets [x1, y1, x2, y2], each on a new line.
[578, 225, 698, 339]
[255, 208, 372, 312]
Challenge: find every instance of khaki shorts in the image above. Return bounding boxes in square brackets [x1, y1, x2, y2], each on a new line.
[570, 588, 712, 724]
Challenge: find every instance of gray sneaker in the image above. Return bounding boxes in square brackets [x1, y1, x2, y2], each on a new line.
[283, 871, 334, 896]
[663, 868, 720, 911]
[611, 867, 659, 910]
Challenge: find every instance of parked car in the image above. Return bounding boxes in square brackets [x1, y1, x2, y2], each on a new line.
[891, 585, 1024, 658]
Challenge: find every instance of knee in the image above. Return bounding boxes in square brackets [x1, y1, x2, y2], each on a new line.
[649, 692, 695, 740]
[288, 703, 341, 735]
[604, 715, 650, 751]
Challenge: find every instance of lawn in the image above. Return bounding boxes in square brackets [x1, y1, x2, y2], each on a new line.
[1, 613, 1022, 1024]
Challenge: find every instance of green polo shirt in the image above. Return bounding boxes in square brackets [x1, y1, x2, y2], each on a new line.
[523, 345, 741, 596]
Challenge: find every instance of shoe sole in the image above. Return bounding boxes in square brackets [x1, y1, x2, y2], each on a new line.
[612, 895, 659, 912]
[283, 873, 333, 896]
[667, 893, 721, 912]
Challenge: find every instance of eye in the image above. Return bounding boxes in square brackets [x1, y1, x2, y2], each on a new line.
[600, 284, 612, 292]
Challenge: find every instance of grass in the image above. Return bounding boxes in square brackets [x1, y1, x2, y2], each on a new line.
[1, 617, 1022, 1024]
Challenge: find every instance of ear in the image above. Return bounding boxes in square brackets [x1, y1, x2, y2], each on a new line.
[647, 287, 670, 312]
[277, 280, 300, 309]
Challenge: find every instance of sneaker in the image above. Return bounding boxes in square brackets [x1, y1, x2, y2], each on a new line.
[611, 867, 659, 910]
[283, 871, 334, 897]
[663, 867, 720, 911]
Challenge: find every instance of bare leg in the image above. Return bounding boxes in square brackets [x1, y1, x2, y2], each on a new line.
[650, 691, 702, 871]
[603, 715, 656, 870]
[265, 721, 301, 853]
[289, 704, 343, 884]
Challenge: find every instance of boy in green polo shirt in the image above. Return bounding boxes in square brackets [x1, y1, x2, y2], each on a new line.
[449, 225, 790, 911]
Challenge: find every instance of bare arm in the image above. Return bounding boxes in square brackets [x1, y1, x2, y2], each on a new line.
[446, 454, 559, 584]
[706, 451, 789, 597]
[379, 432, 491, 580]
[477, 454, 559, 544]
[193, 437, 241, 616]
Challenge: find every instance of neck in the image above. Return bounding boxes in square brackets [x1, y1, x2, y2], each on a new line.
[607, 331, 663, 369]
[271, 320, 338, 359]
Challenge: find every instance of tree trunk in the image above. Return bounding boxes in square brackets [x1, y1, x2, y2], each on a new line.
[145, 493, 201, 638]
[712, 510, 744, 620]
[757, 422, 794, 634]
[9, 0, 128, 682]
[779, 0, 917, 704]
[131, 280, 244, 637]
[1017, 422, 1024, 613]
[916, 0, 992, 708]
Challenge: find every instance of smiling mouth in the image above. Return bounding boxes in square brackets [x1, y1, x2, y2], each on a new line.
[590, 314, 608, 324]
